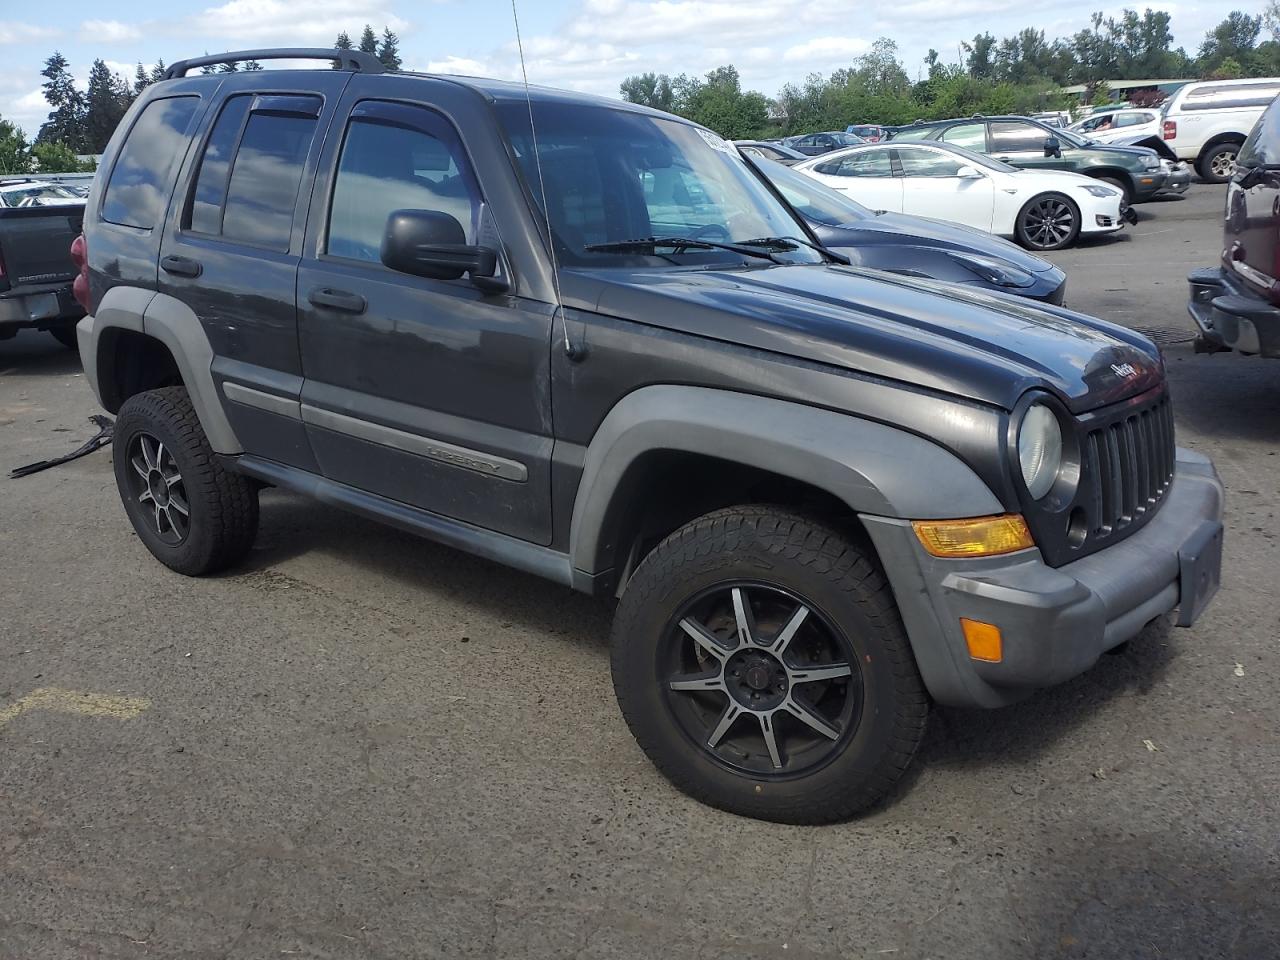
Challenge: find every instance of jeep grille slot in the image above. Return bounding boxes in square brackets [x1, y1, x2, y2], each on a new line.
[1082, 394, 1175, 542]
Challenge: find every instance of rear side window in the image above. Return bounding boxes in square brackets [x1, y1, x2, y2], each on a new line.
[940, 123, 986, 150]
[813, 150, 893, 177]
[184, 95, 320, 251]
[1183, 82, 1280, 112]
[895, 148, 965, 177]
[988, 122, 1045, 154]
[102, 96, 200, 229]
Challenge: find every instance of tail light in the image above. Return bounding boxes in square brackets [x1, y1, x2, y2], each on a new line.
[70, 232, 90, 312]
[1163, 120, 1176, 140]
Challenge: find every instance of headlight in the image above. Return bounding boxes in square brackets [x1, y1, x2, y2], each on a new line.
[1141, 155, 1160, 170]
[1082, 184, 1120, 198]
[1017, 403, 1063, 499]
[948, 252, 1035, 288]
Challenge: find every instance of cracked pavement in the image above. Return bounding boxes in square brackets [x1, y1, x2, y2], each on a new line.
[1, 182, 1277, 958]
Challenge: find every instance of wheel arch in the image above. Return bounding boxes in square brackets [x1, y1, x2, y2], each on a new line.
[1197, 132, 1246, 159]
[568, 385, 1004, 590]
[87, 285, 241, 454]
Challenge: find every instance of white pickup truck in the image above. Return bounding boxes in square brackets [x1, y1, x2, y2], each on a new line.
[1161, 77, 1280, 183]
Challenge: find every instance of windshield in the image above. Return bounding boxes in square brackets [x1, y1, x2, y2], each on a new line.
[830, 132, 866, 146]
[1, 184, 79, 205]
[497, 102, 822, 267]
[1054, 127, 1090, 148]
[749, 157, 872, 226]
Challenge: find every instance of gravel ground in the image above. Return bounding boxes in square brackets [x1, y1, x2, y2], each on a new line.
[1, 181, 1276, 959]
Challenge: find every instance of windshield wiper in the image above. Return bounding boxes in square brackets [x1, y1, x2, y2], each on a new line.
[736, 235, 851, 265]
[583, 236, 783, 263]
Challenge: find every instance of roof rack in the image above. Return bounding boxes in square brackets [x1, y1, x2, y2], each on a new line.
[163, 48, 384, 80]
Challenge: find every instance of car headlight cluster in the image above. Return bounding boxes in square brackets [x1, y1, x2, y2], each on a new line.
[1017, 402, 1063, 499]
[948, 252, 1035, 288]
[1082, 184, 1121, 198]
[1141, 155, 1161, 170]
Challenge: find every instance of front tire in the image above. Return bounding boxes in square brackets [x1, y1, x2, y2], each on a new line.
[113, 386, 259, 576]
[1197, 142, 1240, 184]
[1015, 193, 1081, 251]
[610, 506, 929, 824]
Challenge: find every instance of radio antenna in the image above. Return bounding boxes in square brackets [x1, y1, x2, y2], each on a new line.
[510, 0, 573, 357]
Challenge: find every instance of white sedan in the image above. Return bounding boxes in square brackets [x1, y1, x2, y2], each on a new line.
[1068, 108, 1162, 144]
[793, 142, 1125, 251]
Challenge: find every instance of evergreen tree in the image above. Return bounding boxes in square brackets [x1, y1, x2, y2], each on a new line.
[134, 62, 150, 97]
[243, 60, 263, 71]
[218, 61, 240, 73]
[359, 25, 378, 55]
[84, 58, 129, 153]
[37, 52, 85, 150]
[333, 30, 353, 69]
[377, 28, 402, 72]
[149, 60, 167, 83]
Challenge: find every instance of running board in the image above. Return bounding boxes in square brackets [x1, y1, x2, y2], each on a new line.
[232, 455, 591, 592]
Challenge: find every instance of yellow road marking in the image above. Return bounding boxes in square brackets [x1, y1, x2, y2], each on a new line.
[0, 687, 151, 730]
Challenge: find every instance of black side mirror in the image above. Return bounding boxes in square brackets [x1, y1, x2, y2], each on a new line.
[1044, 136, 1062, 158]
[380, 209, 502, 287]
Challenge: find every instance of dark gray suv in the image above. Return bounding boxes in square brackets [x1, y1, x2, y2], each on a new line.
[74, 49, 1224, 823]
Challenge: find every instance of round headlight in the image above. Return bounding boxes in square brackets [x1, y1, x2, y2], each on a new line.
[1018, 403, 1063, 499]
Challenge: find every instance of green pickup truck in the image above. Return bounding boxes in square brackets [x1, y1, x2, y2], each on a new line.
[892, 115, 1167, 206]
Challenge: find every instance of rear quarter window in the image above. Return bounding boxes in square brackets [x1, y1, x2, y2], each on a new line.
[101, 96, 201, 230]
[1237, 100, 1280, 168]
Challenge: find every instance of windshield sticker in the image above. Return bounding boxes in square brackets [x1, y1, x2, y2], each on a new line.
[697, 128, 735, 154]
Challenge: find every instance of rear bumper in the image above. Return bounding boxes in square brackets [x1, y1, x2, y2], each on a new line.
[863, 450, 1224, 708]
[1187, 266, 1280, 358]
[0, 282, 82, 337]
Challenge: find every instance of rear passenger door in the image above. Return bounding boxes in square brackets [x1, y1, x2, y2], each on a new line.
[158, 74, 351, 471]
[295, 84, 554, 545]
[988, 120, 1062, 171]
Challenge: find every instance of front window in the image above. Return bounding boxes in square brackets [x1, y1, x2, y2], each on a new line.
[497, 102, 822, 267]
[750, 158, 872, 227]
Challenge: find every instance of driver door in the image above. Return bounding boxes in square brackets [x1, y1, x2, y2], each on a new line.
[895, 146, 994, 232]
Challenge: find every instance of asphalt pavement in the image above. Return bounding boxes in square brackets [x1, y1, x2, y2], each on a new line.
[1, 181, 1277, 959]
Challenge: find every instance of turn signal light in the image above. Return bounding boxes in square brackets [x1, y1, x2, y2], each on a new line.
[961, 618, 1003, 662]
[912, 514, 1035, 558]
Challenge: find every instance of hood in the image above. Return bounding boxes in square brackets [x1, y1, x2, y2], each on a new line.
[1078, 140, 1160, 162]
[574, 264, 1162, 414]
[1110, 133, 1178, 160]
[828, 212, 1056, 273]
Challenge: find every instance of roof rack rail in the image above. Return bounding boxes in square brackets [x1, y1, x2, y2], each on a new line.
[163, 48, 384, 80]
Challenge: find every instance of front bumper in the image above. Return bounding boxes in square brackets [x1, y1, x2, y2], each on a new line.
[1130, 169, 1168, 203]
[863, 449, 1224, 708]
[1187, 266, 1280, 358]
[1160, 163, 1192, 195]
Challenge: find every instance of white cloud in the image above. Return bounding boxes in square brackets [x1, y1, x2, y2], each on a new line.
[0, 23, 60, 45]
[783, 37, 871, 62]
[424, 55, 492, 76]
[80, 20, 143, 43]
[193, 0, 410, 44]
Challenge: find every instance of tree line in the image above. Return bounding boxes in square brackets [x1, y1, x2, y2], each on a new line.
[621, 8, 1280, 139]
[0, 24, 403, 175]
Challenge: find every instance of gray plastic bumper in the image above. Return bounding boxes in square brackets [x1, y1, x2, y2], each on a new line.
[1187, 266, 1280, 358]
[862, 449, 1224, 708]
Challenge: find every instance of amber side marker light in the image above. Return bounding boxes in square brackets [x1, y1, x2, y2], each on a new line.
[961, 618, 1003, 662]
[912, 514, 1035, 558]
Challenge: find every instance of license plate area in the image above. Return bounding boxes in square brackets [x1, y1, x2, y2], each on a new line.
[1177, 520, 1223, 627]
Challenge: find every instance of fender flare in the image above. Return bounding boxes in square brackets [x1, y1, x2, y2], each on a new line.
[568, 384, 1003, 577]
[84, 285, 242, 454]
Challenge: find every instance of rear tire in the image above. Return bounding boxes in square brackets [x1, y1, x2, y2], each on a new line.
[610, 506, 929, 824]
[1015, 193, 1081, 251]
[1197, 142, 1240, 184]
[49, 324, 78, 349]
[113, 386, 259, 576]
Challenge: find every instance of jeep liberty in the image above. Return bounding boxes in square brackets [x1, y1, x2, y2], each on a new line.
[75, 49, 1224, 823]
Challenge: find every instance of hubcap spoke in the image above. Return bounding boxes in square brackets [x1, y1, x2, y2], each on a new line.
[153, 502, 166, 533]
[771, 603, 810, 656]
[707, 703, 743, 748]
[790, 662, 853, 684]
[731, 587, 756, 647]
[138, 489, 153, 504]
[782, 696, 841, 740]
[141, 436, 158, 471]
[168, 490, 189, 516]
[759, 713, 783, 769]
[669, 671, 724, 692]
[679, 617, 735, 663]
[131, 455, 149, 481]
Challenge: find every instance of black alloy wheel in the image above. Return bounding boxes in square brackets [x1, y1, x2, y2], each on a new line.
[1016, 193, 1081, 251]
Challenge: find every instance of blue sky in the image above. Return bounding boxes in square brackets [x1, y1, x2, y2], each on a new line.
[0, 0, 1259, 138]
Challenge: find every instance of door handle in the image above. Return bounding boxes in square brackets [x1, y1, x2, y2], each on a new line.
[308, 287, 367, 314]
[160, 255, 202, 278]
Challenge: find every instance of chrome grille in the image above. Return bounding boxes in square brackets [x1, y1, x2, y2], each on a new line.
[1082, 394, 1175, 540]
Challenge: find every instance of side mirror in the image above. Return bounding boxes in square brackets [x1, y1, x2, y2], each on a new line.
[380, 209, 501, 286]
[1044, 136, 1062, 158]
[956, 165, 983, 179]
